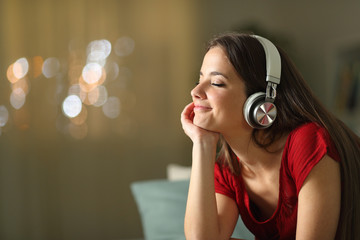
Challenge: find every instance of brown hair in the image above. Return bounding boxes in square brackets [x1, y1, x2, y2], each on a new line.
[208, 32, 360, 239]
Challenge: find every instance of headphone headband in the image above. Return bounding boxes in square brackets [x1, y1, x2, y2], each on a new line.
[243, 35, 281, 129]
[253, 35, 281, 85]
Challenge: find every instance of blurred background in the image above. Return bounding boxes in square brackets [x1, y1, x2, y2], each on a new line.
[0, 0, 359, 239]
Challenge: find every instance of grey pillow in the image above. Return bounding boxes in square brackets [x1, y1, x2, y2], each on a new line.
[130, 179, 253, 240]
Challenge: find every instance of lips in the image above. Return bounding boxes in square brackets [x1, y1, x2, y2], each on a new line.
[194, 104, 212, 111]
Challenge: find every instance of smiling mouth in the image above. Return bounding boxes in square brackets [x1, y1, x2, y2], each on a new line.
[194, 105, 212, 111]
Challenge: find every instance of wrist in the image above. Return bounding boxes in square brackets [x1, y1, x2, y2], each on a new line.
[192, 139, 218, 161]
[192, 137, 218, 149]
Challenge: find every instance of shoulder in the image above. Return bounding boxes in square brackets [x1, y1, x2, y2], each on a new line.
[286, 122, 338, 159]
[290, 122, 327, 140]
[283, 122, 340, 193]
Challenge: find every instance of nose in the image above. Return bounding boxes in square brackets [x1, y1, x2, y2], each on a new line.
[191, 83, 206, 100]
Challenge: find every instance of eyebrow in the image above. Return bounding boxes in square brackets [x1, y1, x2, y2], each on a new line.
[199, 71, 229, 79]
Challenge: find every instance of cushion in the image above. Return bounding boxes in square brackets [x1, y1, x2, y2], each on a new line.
[131, 179, 189, 240]
[131, 179, 253, 240]
[166, 164, 191, 181]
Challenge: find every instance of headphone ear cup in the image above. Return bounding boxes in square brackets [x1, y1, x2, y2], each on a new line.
[243, 92, 277, 129]
[243, 92, 265, 128]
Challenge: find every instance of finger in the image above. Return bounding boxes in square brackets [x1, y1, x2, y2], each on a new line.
[181, 102, 195, 121]
[190, 110, 195, 121]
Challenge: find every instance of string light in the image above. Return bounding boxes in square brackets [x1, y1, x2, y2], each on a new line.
[1, 36, 136, 138]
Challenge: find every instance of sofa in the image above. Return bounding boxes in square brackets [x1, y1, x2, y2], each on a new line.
[131, 164, 254, 240]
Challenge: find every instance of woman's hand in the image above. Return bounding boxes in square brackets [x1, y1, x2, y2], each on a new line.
[181, 102, 219, 145]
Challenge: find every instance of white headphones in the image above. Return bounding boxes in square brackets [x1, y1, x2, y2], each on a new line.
[243, 35, 281, 129]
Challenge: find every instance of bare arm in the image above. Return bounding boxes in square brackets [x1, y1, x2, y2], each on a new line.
[181, 103, 240, 240]
[296, 154, 341, 240]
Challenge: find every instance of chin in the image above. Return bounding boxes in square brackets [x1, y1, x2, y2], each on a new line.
[193, 116, 216, 131]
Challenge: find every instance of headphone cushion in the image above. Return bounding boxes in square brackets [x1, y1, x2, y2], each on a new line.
[243, 92, 277, 129]
[243, 92, 266, 128]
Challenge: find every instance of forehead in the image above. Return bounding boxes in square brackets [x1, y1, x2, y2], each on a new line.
[201, 46, 237, 77]
[203, 46, 230, 65]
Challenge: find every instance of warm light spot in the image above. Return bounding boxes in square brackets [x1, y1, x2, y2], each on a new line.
[78, 75, 98, 93]
[115, 36, 135, 57]
[7, 64, 18, 83]
[83, 87, 99, 106]
[62, 95, 82, 118]
[13, 57, 29, 79]
[68, 122, 88, 139]
[32, 56, 44, 78]
[102, 96, 120, 119]
[42, 57, 60, 78]
[70, 106, 88, 125]
[87, 39, 112, 62]
[10, 88, 26, 109]
[93, 85, 108, 107]
[0, 106, 9, 127]
[82, 62, 102, 84]
[79, 66, 106, 93]
[11, 77, 30, 95]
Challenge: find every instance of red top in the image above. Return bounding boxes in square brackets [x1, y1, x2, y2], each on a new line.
[214, 122, 341, 240]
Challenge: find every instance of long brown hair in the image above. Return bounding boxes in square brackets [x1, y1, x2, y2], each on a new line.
[208, 32, 360, 239]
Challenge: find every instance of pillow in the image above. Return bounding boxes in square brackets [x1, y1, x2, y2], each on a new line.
[131, 179, 189, 240]
[131, 179, 253, 240]
[166, 164, 191, 181]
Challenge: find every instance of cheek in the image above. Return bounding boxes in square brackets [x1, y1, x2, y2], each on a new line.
[214, 94, 245, 118]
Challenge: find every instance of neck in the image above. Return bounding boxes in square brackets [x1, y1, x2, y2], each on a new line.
[222, 130, 288, 174]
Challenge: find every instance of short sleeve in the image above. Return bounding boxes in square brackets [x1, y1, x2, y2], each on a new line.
[214, 162, 236, 200]
[286, 123, 340, 195]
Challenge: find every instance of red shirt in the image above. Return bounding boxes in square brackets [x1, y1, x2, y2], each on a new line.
[214, 122, 340, 240]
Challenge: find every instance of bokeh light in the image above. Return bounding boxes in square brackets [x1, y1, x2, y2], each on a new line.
[0, 106, 9, 127]
[42, 57, 60, 78]
[7, 64, 18, 84]
[87, 39, 112, 63]
[32, 56, 44, 78]
[1, 35, 136, 138]
[115, 36, 135, 57]
[10, 88, 26, 109]
[83, 87, 100, 106]
[82, 62, 103, 84]
[104, 61, 119, 82]
[70, 106, 88, 126]
[13, 57, 29, 79]
[11, 77, 30, 95]
[62, 95, 82, 118]
[93, 85, 108, 107]
[102, 96, 120, 119]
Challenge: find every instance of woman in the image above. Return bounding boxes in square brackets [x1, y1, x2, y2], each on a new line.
[181, 32, 360, 240]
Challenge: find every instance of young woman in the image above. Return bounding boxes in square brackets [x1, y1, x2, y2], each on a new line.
[181, 32, 360, 240]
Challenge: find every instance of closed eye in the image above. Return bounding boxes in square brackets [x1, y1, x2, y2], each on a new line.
[211, 83, 225, 87]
